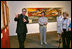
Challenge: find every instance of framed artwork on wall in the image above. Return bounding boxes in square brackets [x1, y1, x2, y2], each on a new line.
[27, 8, 62, 23]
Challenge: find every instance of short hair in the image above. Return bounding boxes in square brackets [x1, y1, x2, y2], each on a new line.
[63, 12, 69, 17]
[66, 13, 69, 16]
[57, 10, 62, 15]
[41, 11, 45, 15]
[63, 12, 66, 15]
[22, 8, 27, 12]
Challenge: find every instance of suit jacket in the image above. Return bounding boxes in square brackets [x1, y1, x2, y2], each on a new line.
[14, 14, 29, 33]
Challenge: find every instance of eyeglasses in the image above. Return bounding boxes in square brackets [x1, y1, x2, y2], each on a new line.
[22, 11, 26, 12]
[22, 10, 26, 12]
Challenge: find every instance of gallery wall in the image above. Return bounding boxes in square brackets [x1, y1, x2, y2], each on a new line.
[7, 1, 71, 36]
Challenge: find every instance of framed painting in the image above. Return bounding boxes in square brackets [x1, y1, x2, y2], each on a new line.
[27, 8, 62, 23]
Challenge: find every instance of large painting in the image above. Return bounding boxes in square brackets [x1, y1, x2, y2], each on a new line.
[27, 8, 62, 23]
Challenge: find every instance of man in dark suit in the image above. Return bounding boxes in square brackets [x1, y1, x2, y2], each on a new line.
[14, 8, 29, 48]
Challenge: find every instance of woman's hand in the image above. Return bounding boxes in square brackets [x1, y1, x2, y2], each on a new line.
[68, 28, 71, 31]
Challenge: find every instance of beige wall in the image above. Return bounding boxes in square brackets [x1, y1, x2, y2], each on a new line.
[7, 1, 71, 36]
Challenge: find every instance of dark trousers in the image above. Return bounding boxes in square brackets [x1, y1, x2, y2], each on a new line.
[17, 33, 26, 48]
[67, 31, 71, 48]
[62, 29, 71, 48]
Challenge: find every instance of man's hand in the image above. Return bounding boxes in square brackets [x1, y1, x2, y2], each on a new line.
[23, 18, 27, 22]
[15, 14, 19, 18]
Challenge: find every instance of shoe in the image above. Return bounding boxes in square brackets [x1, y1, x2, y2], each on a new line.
[44, 42, 47, 44]
[41, 42, 43, 45]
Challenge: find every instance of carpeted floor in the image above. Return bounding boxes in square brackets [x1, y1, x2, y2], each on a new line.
[9, 31, 71, 48]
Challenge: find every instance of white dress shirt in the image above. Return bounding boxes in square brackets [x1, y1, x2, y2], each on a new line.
[62, 18, 71, 31]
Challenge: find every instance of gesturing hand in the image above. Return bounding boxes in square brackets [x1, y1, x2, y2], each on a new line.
[15, 14, 19, 18]
[23, 18, 27, 22]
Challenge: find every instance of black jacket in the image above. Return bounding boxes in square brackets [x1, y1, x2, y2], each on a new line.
[14, 14, 29, 33]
